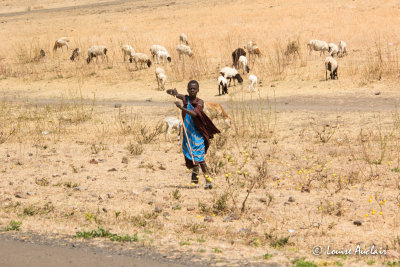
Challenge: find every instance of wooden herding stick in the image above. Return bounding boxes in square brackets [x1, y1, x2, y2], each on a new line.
[174, 95, 195, 165]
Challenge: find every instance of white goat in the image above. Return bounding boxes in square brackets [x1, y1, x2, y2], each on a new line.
[338, 41, 347, 57]
[328, 43, 339, 57]
[155, 67, 167, 90]
[325, 56, 338, 80]
[156, 50, 171, 65]
[218, 75, 228, 95]
[129, 52, 152, 70]
[163, 116, 182, 141]
[238, 55, 250, 74]
[248, 74, 258, 92]
[150, 45, 171, 63]
[179, 33, 189, 45]
[53, 37, 70, 51]
[86, 46, 108, 64]
[220, 67, 243, 87]
[176, 44, 193, 60]
[307, 40, 329, 56]
[121, 44, 135, 62]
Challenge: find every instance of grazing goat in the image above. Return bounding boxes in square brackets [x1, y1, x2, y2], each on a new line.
[248, 74, 258, 92]
[307, 40, 329, 56]
[129, 52, 152, 70]
[232, 48, 246, 69]
[238, 55, 250, 74]
[218, 75, 228, 96]
[204, 102, 231, 127]
[338, 41, 347, 57]
[86, 46, 108, 64]
[176, 44, 193, 60]
[155, 67, 167, 90]
[53, 37, 70, 51]
[220, 67, 243, 87]
[121, 44, 135, 62]
[179, 33, 189, 45]
[164, 116, 182, 141]
[328, 43, 339, 57]
[150, 45, 171, 63]
[325, 56, 338, 80]
[70, 48, 81, 61]
[246, 41, 261, 58]
[156, 50, 171, 64]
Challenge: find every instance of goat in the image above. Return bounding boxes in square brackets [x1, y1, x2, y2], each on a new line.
[220, 67, 243, 87]
[204, 102, 231, 128]
[155, 67, 167, 90]
[218, 75, 228, 95]
[163, 116, 182, 141]
[53, 37, 70, 52]
[248, 74, 258, 92]
[232, 48, 246, 69]
[70, 48, 81, 61]
[238, 55, 250, 74]
[179, 33, 189, 45]
[86, 46, 108, 64]
[325, 56, 338, 80]
[121, 44, 135, 62]
[129, 52, 152, 70]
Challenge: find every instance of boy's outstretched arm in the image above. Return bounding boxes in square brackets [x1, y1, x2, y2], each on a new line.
[166, 89, 184, 101]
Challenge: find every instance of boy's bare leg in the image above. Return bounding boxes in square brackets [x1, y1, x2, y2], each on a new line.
[200, 162, 213, 189]
[191, 165, 199, 184]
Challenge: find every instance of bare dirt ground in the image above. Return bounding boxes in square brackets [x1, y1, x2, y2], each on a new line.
[1, 0, 400, 267]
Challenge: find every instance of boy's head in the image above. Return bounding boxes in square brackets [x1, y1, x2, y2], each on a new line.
[187, 80, 199, 98]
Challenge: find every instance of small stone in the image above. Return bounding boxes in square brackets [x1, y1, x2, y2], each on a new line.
[288, 196, 295, 202]
[121, 157, 128, 164]
[271, 84, 275, 87]
[108, 168, 117, 172]
[230, 212, 240, 220]
[62, 172, 67, 175]
[28, 153, 33, 156]
[146, 98, 152, 102]
[26, 192, 34, 196]
[187, 206, 195, 211]
[374, 92, 381, 95]
[98, 159, 105, 163]
[73, 187, 81, 191]
[52, 174, 60, 178]
[223, 216, 233, 222]
[107, 193, 114, 199]
[102, 207, 107, 213]
[114, 103, 122, 108]
[155, 206, 163, 213]
[259, 198, 267, 203]
[238, 228, 251, 234]
[89, 159, 98, 164]
[131, 189, 139, 195]
[14, 192, 26, 199]
[163, 212, 170, 217]
[86, 176, 91, 179]
[353, 220, 362, 226]
[98, 195, 104, 200]
[301, 186, 310, 193]
[204, 216, 214, 222]
[143, 187, 152, 192]
[148, 201, 154, 205]
[6, 154, 10, 157]
[9, 182, 13, 185]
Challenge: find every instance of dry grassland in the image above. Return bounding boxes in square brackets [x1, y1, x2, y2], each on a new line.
[1, 0, 400, 266]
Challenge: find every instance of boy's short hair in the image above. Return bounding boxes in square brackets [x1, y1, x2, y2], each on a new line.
[187, 80, 199, 88]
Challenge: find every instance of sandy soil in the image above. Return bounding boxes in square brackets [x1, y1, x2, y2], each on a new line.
[1, 0, 400, 266]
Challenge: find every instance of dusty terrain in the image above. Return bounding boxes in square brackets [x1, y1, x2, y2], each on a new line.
[1, 0, 400, 266]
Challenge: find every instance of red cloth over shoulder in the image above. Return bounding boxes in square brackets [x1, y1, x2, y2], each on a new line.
[183, 96, 220, 152]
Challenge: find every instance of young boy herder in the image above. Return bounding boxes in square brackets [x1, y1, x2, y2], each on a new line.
[166, 80, 220, 189]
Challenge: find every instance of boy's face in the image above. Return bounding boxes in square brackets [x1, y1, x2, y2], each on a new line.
[187, 83, 199, 98]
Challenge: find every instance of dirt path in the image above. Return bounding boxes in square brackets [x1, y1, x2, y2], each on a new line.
[0, 234, 188, 267]
[0, 0, 136, 17]
[4, 94, 399, 112]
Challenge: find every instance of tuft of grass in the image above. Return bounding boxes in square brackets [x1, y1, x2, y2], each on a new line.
[126, 141, 144, 155]
[172, 189, 181, 200]
[269, 236, 289, 248]
[2, 220, 22, 231]
[74, 225, 138, 242]
[292, 258, 317, 267]
[263, 253, 273, 260]
[213, 248, 222, 253]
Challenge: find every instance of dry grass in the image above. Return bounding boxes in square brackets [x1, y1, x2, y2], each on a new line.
[1, 0, 400, 265]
